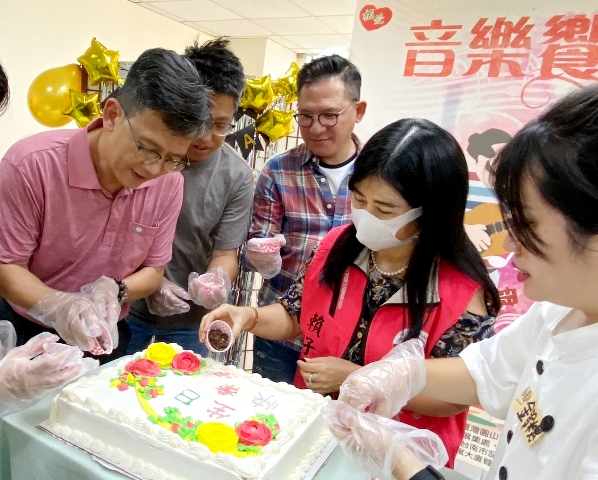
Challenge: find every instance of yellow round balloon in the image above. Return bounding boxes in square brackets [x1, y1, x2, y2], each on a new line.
[28, 64, 83, 127]
[256, 109, 295, 142]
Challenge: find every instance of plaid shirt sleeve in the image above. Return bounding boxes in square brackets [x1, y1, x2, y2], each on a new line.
[249, 162, 284, 239]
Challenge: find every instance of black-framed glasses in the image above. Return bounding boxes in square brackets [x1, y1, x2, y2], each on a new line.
[293, 101, 357, 128]
[123, 111, 189, 172]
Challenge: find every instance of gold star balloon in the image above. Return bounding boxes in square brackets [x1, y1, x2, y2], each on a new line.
[272, 62, 300, 104]
[239, 75, 275, 114]
[77, 38, 121, 86]
[64, 90, 101, 128]
[256, 109, 295, 143]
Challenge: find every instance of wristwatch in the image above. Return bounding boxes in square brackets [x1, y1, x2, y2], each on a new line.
[112, 278, 129, 305]
[410, 466, 445, 480]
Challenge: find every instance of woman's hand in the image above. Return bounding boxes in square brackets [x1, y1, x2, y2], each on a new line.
[199, 304, 255, 344]
[297, 356, 360, 395]
[324, 401, 448, 480]
[338, 338, 426, 417]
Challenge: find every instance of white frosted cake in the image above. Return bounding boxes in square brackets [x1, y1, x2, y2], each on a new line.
[47, 343, 330, 480]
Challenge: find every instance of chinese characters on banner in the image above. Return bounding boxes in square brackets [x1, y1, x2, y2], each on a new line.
[350, 0, 598, 333]
[458, 407, 504, 472]
[403, 15, 598, 81]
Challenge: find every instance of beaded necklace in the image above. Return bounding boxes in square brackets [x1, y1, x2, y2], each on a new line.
[370, 251, 407, 276]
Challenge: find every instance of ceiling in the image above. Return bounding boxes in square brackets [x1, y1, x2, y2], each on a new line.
[129, 0, 358, 55]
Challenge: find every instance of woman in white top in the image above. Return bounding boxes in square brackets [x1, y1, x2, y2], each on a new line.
[328, 84, 598, 480]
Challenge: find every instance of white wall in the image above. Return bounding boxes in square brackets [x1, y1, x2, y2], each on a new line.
[0, 0, 212, 156]
[263, 39, 299, 79]
[228, 38, 297, 78]
[228, 38, 269, 78]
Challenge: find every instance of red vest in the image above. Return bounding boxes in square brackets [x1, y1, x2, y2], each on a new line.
[295, 225, 480, 466]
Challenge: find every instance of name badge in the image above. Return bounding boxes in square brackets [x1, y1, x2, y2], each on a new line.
[511, 386, 545, 447]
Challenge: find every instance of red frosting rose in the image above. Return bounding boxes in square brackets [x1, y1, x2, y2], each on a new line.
[235, 420, 273, 446]
[125, 358, 161, 377]
[171, 352, 201, 375]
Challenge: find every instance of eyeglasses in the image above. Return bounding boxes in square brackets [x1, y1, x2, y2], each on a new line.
[211, 122, 236, 137]
[124, 111, 189, 172]
[293, 101, 357, 128]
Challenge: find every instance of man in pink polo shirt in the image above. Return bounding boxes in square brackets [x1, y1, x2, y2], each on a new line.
[0, 48, 211, 361]
[0, 64, 99, 417]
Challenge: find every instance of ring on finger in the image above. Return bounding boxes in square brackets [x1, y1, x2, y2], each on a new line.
[309, 373, 313, 384]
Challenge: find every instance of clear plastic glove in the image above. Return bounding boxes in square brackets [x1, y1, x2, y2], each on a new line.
[325, 401, 448, 480]
[0, 320, 17, 360]
[80, 276, 121, 351]
[246, 234, 286, 279]
[146, 278, 191, 316]
[28, 291, 107, 352]
[338, 338, 426, 418]
[188, 267, 231, 310]
[0, 332, 99, 417]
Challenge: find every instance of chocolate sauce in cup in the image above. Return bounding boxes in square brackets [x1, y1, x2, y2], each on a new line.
[206, 320, 234, 353]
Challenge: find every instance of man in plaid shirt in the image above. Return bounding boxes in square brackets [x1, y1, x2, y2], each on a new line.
[244, 55, 367, 384]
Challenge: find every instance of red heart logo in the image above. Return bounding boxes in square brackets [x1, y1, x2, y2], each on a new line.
[359, 4, 393, 31]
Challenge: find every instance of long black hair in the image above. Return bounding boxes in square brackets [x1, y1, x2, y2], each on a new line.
[494, 84, 598, 257]
[321, 118, 501, 340]
[0, 63, 8, 115]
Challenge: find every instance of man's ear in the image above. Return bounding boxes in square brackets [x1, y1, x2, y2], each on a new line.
[102, 98, 121, 133]
[355, 101, 367, 123]
[587, 233, 598, 256]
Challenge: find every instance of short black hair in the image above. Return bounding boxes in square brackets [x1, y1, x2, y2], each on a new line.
[0, 63, 8, 115]
[495, 84, 598, 257]
[297, 54, 361, 101]
[184, 38, 245, 107]
[116, 48, 211, 136]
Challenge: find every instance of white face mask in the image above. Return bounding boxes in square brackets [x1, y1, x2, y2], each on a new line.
[351, 206, 423, 251]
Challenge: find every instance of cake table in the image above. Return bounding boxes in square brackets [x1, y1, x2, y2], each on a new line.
[0, 358, 470, 480]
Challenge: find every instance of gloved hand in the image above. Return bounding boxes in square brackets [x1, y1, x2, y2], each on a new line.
[338, 338, 426, 418]
[246, 234, 286, 279]
[0, 332, 99, 417]
[28, 291, 107, 353]
[146, 278, 191, 316]
[80, 276, 121, 352]
[188, 267, 231, 310]
[325, 401, 448, 480]
[0, 320, 17, 360]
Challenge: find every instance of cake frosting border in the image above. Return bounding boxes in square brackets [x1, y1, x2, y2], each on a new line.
[48, 355, 331, 480]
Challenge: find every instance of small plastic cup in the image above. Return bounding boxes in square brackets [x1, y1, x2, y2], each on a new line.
[206, 320, 234, 353]
[89, 322, 113, 356]
[197, 272, 226, 292]
[248, 235, 285, 254]
[254, 237, 283, 253]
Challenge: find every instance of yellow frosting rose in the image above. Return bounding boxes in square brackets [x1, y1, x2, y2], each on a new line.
[196, 422, 238, 453]
[145, 342, 177, 367]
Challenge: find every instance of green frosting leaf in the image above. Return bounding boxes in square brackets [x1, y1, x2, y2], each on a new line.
[237, 444, 262, 454]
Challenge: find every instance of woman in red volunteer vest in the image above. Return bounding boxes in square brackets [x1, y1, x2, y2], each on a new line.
[201, 118, 500, 466]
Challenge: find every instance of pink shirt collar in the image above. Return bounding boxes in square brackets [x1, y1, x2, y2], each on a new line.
[67, 117, 158, 192]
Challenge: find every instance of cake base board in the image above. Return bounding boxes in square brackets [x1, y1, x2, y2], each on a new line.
[38, 420, 337, 480]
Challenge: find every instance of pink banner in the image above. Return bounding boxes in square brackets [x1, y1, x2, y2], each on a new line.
[350, 1, 598, 330]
